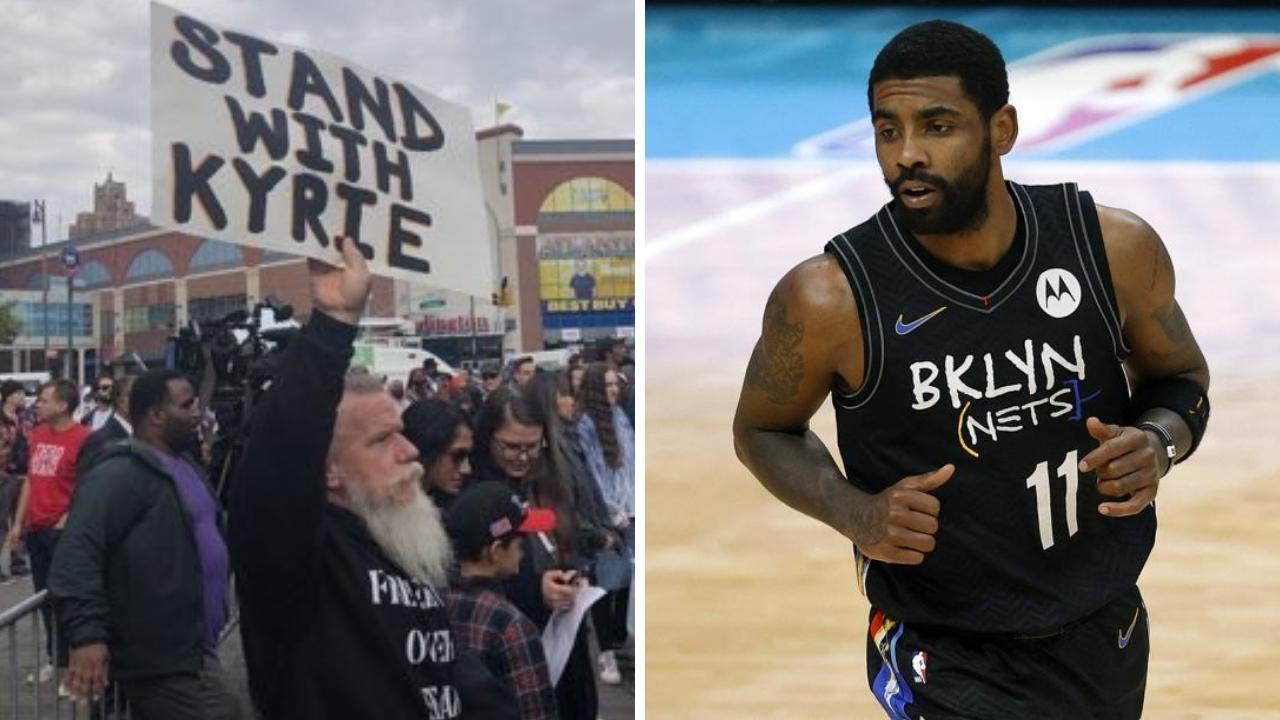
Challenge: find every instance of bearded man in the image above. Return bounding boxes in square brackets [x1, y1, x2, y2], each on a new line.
[230, 237, 459, 720]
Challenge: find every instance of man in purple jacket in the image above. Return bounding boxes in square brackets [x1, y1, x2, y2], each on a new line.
[51, 368, 240, 719]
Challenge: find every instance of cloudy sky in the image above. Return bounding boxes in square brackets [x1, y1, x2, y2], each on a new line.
[0, 0, 635, 239]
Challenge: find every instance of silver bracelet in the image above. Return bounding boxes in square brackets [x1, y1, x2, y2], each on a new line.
[1136, 421, 1176, 476]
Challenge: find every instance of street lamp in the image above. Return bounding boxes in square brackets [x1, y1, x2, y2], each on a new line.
[62, 246, 79, 383]
[32, 200, 48, 365]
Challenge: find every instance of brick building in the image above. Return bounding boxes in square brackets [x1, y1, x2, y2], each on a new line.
[0, 128, 633, 382]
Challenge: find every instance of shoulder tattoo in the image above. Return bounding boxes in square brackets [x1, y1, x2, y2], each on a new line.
[747, 291, 806, 404]
[1149, 235, 1174, 293]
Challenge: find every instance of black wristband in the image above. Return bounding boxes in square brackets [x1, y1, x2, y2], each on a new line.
[1127, 377, 1209, 463]
[1135, 422, 1175, 477]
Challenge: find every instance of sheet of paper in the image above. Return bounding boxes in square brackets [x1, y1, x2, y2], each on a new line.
[542, 585, 607, 686]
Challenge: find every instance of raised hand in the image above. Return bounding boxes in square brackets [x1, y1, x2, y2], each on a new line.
[854, 464, 954, 565]
[1079, 416, 1164, 517]
[308, 236, 372, 326]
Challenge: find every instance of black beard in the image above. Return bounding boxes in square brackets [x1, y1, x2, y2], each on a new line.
[166, 427, 199, 454]
[886, 138, 992, 236]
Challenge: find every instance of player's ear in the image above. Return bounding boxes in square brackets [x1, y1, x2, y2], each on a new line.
[990, 104, 1018, 156]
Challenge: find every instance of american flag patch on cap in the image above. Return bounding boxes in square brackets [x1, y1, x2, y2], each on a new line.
[489, 516, 513, 537]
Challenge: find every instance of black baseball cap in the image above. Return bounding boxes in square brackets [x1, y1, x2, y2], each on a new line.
[445, 481, 556, 558]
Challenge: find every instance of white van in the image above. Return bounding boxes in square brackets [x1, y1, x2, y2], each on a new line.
[351, 342, 456, 387]
[352, 318, 457, 386]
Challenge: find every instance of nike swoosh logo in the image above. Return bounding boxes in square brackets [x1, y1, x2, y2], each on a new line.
[895, 306, 947, 335]
[1117, 607, 1141, 648]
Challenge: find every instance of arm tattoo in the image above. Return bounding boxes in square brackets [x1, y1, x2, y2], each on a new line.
[747, 292, 806, 404]
[1153, 300, 1192, 347]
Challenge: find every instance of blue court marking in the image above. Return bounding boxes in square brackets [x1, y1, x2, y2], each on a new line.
[647, 7, 1280, 160]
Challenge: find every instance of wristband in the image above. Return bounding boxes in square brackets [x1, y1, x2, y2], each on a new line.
[1127, 377, 1209, 463]
[1135, 422, 1175, 476]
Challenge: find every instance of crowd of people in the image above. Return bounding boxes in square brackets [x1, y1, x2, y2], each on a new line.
[388, 339, 636, 719]
[0, 237, 636, 720]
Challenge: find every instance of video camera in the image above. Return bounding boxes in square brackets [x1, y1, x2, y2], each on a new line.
[167, 299, 298, 502]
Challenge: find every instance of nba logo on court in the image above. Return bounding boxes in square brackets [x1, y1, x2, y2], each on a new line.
[793, 34, 1280, 158]
[1036, 268, 1082, 318]
[912, 651, 928, 684]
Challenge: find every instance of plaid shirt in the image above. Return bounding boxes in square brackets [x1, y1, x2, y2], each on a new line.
[447, 577, 559, 720]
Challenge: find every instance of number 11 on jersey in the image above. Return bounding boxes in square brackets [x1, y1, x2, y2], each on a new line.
[1026, 450, 1080, 550]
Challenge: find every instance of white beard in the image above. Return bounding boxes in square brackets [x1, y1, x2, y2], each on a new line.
[347, 462, 454, 589]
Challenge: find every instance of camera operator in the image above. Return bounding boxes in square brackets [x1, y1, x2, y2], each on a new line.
[229, 237, 459, 720]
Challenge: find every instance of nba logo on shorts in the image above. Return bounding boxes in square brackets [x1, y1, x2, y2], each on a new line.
[1036, 268, 1082, 318]
[912, 651, 928, 684]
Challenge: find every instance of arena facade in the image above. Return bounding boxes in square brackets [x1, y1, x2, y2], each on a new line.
[0, 127, 634, 383]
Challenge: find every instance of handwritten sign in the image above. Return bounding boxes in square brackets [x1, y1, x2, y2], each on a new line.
[150, 2, 494, 298]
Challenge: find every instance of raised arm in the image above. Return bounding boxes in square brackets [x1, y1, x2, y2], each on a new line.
[1078, 207, 1211, 516]
[732, 254, 952, 564]
[228, 237, 370, 626]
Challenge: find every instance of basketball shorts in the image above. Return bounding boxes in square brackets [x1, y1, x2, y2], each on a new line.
[865, 585, 1149, 720]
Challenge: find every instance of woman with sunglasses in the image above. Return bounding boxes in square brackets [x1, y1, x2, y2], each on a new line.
[402, 399, 474, 511]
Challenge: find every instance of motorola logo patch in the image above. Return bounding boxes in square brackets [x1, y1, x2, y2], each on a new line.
[1036, 268, 1081, 318]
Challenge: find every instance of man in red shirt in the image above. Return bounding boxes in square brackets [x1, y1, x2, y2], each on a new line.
[7, 378, 91, 682]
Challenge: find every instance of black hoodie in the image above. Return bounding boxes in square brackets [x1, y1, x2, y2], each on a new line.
[230, 311, 459, 720]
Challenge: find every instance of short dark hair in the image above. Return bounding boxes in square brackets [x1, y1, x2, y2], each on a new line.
[0, 380, 24, 402]
[455, 532, 519, 564]
[513, 356, 534, 371]
[95, 375, 117, 401]
[481, 370, 499, 381]
[868, 20, 1008, 120]
[40, 379, 80, 415]
[129, 369, 187, 428]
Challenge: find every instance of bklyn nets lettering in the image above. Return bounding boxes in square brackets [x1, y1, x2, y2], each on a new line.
[909, 335, 1100, 453]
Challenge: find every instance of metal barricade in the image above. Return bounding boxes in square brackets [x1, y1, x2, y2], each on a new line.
[0, 590, 129, 720]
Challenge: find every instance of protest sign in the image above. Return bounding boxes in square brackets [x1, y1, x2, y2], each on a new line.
[150, 2, 494, 298]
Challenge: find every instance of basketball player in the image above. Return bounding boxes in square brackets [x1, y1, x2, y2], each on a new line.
[732, 20, 1210, 720]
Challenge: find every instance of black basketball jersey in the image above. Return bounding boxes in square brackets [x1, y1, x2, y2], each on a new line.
[824, 181, 1155, 634]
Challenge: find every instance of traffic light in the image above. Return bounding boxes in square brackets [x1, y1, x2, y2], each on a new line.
[491, 276, 511, 307]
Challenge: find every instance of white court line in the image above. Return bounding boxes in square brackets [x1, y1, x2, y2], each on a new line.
[646, 160, 1280, 261]
[645, 164, 867, 260]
